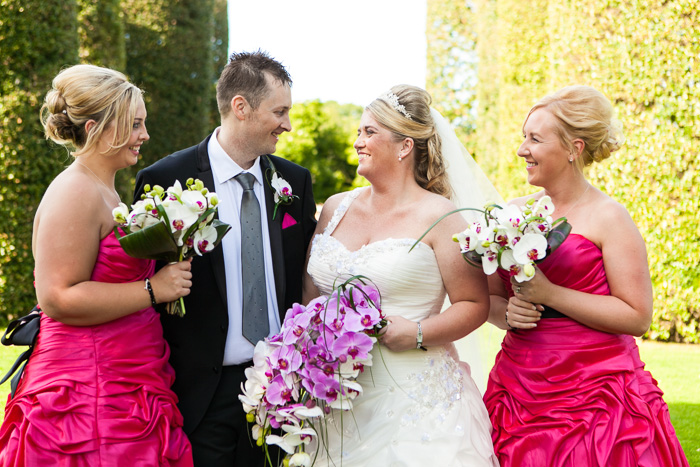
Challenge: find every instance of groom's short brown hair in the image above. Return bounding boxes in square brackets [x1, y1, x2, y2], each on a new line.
[216, 50, 292, 117]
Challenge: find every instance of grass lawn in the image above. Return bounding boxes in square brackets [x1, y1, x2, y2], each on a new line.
[1, 332, 699, 465]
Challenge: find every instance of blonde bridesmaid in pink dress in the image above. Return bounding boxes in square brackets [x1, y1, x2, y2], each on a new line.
[0, 65, 193, 466]
[484, 86, 688, 466]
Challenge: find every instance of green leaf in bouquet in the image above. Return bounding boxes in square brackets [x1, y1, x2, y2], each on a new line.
[544, 220, 572, 257]
[180, 209, 232, 259]
[212, 219, 232, 245]
[462, 250, 483, 268]
[113, 222, 179, 261]
[182, 207, 217, 245]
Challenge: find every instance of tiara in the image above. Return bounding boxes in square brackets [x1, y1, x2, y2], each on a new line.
[381, 92, 412, 120]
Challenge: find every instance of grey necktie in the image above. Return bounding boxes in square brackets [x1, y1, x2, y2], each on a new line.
[235, 172, 269, 344]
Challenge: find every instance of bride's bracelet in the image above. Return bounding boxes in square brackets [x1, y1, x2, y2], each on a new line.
[144, 278, 157, 306]
[416, 322, 427, 351]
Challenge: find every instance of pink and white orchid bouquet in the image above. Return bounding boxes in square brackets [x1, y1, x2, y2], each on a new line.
[452, 196, 571, 282]
[239, 276, 386, 467]
[112, 178, 231, 316]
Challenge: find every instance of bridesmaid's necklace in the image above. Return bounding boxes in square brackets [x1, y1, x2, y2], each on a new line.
[560, 183, 591, 218]
[76, 160, 120, 202]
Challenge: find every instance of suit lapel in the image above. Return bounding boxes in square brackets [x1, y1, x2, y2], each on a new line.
[261, 156, 286, 316]
[196, 136, 228, 308]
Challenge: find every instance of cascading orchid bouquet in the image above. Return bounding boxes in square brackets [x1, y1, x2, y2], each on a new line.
[239, 276, 386, 467]
[413, 196, 571, 283]
[112, 178, 231, 316]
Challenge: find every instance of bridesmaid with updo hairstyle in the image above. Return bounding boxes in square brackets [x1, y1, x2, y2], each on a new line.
[484, 85, 688, 466]
[0, 64, 194, 465]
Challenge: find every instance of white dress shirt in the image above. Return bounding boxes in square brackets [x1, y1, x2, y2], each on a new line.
[208, 128, 281, 365]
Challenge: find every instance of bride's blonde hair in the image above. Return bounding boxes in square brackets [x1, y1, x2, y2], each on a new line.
[367, 85, 452, 199]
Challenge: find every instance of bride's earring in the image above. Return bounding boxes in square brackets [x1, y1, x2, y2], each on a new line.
[398, 154, 404, 162]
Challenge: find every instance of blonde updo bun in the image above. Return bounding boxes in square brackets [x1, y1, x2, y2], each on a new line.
[367, 85, 452, 198]
[43, 90, 85, 146]
[526, 85, 625, 168]
[40, 64, 143, 157]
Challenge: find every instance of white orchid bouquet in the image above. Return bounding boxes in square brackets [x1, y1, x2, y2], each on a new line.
[239, 276, 386, 467]
[112, 178, 231, 316]
[413, 196, 571, 283]
[455, 196, 571, 282]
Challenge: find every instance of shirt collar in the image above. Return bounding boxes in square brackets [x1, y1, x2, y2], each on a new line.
[208, 127, 264, 186]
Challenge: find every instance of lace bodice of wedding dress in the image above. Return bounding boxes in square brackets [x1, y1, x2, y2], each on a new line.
[306, 188, 498, 466]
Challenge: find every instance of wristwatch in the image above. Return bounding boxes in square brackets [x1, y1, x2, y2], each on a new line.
[416, 321, 426, 350]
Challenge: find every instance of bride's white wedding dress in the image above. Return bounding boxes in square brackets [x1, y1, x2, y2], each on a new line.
[307, 188, 498, 466]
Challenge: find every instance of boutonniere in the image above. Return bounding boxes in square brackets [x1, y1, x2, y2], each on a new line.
[265, 155, 298, 220]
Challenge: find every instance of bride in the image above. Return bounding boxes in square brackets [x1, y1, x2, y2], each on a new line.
[303, 85, 499, 466]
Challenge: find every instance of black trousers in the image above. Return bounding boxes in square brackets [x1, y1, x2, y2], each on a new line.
[188, 363, 281, 467]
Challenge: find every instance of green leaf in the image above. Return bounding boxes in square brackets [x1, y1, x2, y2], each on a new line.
[544, 221, 572, 257]
[115, 222, 179, 261]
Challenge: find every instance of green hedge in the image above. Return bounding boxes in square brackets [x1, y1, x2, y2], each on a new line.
[463, 0, 699, 342]
[0, 0, 227, 325]
[122, 0, 218, 197]
[0, 0, 80, 321]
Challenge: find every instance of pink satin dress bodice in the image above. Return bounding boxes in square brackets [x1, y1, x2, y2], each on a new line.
[0, 232, 193, 466]
[485, 234, 688, 466]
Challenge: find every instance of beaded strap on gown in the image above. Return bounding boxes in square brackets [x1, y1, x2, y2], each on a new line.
[306, 188, 498, 466]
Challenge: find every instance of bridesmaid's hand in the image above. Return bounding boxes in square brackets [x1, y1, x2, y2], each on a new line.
[504, 295, 542, 330]
[149, 259, 193, 303]
[378, 315, 418, 352]
[511, 266, 553, 305]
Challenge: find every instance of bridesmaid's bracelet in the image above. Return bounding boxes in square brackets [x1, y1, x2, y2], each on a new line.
[416, 322, 427, 351]
[505, 311, 515, 330]
[144, 278, 157, 306]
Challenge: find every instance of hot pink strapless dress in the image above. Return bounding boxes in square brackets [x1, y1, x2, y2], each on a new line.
[0, 232, 193, 466]
[484, 234, 688, 467]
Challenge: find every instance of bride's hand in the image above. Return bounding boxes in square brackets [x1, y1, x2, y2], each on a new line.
[379, 315, 419, 352]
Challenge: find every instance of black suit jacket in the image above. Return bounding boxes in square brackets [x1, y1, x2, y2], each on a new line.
[134, 135, 317, 434]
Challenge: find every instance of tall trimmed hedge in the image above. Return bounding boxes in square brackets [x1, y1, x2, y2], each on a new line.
[0, 0, 80, 321]
[426, 0, 478, 153]
[77, 0, 125, 70]
[0, 0, 227, 325]
[428, 0, 699, 342]
[120, 0, 217, 200]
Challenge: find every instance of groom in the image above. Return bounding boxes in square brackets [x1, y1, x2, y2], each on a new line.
[134, 51, 317, 465]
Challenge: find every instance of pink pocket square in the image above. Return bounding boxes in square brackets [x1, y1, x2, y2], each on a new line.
[282, 212, 297, 229]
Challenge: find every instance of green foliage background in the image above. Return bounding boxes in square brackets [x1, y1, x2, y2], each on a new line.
[276, 100, 366, 203]
[0, 0, 80, 325]
[427, 0, 700, 342]
[0, 0, 226, 324]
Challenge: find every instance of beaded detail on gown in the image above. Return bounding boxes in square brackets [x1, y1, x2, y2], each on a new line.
[0, 231, 193, 467]
[306, 188, 498, 466]
[485, 233, 688, 467]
